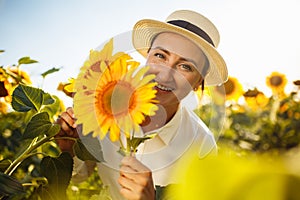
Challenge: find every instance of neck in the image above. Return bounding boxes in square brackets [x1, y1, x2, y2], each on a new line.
[141, 103, 179, 133]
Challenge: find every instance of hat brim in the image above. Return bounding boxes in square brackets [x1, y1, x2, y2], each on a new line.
[132, 19, 228, 86]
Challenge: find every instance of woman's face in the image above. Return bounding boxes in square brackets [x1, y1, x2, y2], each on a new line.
[146, 32, 207, 107]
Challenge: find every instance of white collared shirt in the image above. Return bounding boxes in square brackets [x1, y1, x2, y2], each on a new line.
[73, 104, 217, 199]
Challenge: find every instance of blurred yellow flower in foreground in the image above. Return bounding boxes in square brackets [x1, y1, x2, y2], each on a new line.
[169, 148, 300, 200]
[74, 39, 158, 141]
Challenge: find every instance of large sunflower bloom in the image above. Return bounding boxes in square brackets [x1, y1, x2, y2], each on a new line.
[75, 38, 124, 92]
[266, 72, 287, 96]
[74, 47, 158, 142]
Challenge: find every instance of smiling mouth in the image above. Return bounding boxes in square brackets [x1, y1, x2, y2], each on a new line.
[155, 83, 174, 92]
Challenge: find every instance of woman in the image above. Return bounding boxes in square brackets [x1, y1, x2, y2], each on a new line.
[57, 10, 228, 200]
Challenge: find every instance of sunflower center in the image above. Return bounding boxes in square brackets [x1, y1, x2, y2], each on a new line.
[224, 79, 235, 95]
[270, 76, 283, 87]
[215, 79, 235, 95]
[99, 80, 135, 117]
[0, 81, 9, 97]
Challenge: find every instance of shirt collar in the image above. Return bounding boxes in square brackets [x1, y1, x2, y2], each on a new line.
[145, 104, 183, 145]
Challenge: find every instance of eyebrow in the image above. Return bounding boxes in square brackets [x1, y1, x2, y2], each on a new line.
[151, 46, 198, 68]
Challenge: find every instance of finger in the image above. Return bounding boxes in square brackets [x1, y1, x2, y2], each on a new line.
[120, 164, 152, 188]
[118, 174, 136, 190]
[66, 107, 76, 119]
[121, 156, 150, 173]
[60, 111, 77, 129]
[59, 120, 76, 136]
[119, 187, 140, 200]
[120, 163, 138, 174]
[118, 176, 141, 200]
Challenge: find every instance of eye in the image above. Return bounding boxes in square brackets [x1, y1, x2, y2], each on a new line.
[178, 63, 193, 72]
[154, 53, 165, 59]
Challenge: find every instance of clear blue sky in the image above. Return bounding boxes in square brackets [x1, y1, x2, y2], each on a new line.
[1, 0, 300, 106]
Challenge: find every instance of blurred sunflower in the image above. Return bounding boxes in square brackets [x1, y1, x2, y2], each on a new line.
[7, 67, 32, 85]
[243, 88, 269, 111]
[74, 40, 158, 142]
[294, 80, 300, 86]
[213, 76, 244, 102]
[57, 78, 76, 98]
[0, 100, 8, 114]
[266, 72, 287, 97]
[0, 68, 13, 102]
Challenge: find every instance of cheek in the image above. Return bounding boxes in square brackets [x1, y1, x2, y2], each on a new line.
[176, 73, 197, 90]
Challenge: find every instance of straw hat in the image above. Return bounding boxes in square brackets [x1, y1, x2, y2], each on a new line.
[132, 10, 228, 86]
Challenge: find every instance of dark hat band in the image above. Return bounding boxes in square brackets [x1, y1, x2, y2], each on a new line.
[167, 20, 215, 47]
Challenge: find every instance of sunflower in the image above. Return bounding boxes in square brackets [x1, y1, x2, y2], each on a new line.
[213, 76, 244, 102]
[0, 68, 13, 102]
[266, 72, 287, 96]
[57, 78, 76, 98]
[74, 40, 158, 142]
[294, 80, 300, 86]
[0, 101, 8, 114]
[243, 88, 269, 111]
[75, 39, 124, 92]
[7, 67, 32, 85]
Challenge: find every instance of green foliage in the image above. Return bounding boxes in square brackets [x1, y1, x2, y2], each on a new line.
[0, 172, 25, 196]
[23, 112, 59, 139]
[0, 84, 74, 200]
[39, 152, 73, 199]
[197, 88, 300, 154]
[41, 67, 61, 79]
[1, 55, 107, 199]
[12, 84, 54, 112]
[67, 169, 108, 200]
[18, 57, 38, 65]
[73, 136, 104, 162]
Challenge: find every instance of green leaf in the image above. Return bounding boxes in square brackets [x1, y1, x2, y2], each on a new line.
[42, 92, 55, 105]
[23, 112, 60, 139]
[18, 56, 38, 65]
[0, 50, 4, 53]
[12, 84, 44, 112]
[47, 124, 61, 138]
[0, 160, 11, 172]
[0, 172, 25, 196]
[41, 67, 61, 78]
[41, 95, 61, 119]
[40, 152, 73, 199]
[74, 134, 104, 162]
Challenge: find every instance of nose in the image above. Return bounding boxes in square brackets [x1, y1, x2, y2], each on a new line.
[155, 64, 175, 83]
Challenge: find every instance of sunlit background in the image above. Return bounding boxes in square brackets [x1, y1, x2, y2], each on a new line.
[1, 0, 300, 106]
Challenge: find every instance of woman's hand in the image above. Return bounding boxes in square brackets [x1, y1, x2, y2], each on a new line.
[118, 156, 155, 200]
[55, 107, 79, 156]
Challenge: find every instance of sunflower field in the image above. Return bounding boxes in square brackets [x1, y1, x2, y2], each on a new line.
[1, 50, 300, 199]
[196, 72, 300, 154]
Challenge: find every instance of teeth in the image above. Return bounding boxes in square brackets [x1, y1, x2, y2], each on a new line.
[156, 84, 174, 91]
